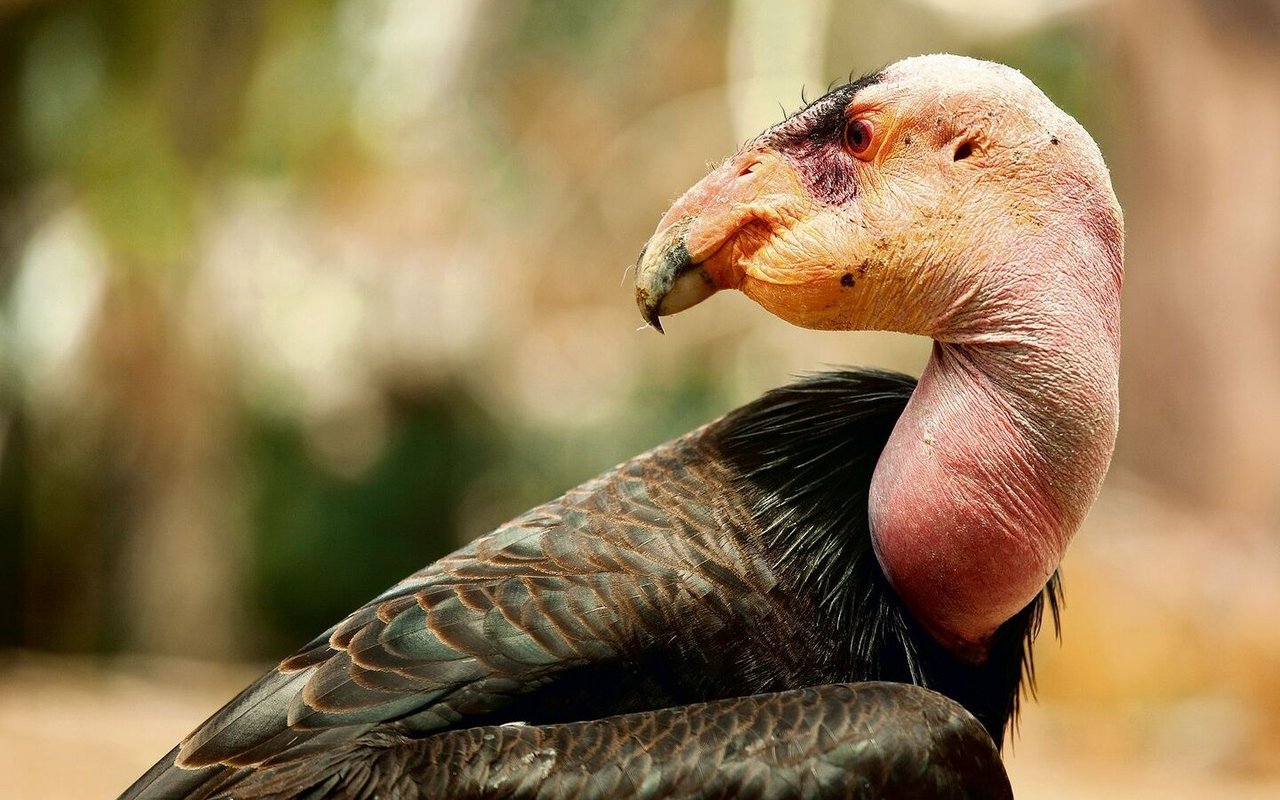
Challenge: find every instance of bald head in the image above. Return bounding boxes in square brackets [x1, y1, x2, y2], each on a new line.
[637, 54, 1121, 341]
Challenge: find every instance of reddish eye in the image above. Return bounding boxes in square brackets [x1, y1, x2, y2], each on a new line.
[846, 119, 874, 157]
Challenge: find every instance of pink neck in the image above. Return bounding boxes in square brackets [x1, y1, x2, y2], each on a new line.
[868, 245, 1121, 657]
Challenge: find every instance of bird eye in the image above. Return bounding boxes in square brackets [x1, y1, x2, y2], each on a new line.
[845, 119, 874, 157]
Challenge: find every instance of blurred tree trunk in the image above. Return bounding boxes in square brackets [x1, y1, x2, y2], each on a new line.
[94, 274, 247, 658]
[1109, 0, 1280, 524]
[99, 1, 263, 658]
[0, 0, 265, 658]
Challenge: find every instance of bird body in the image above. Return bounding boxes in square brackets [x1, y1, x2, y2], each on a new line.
[121, 54, 1120, 799]
[123, 371, 1035, 799]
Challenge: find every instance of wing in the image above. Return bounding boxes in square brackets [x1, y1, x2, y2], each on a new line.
[164, 683, 1013, 800]
[120, 437, 786, 799]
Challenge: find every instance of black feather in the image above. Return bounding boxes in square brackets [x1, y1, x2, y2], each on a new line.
[713, 368, 1059, 744]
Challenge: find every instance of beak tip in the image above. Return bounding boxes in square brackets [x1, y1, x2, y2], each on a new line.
[635, 287, 666, 334]
[635, 216, 702, 336]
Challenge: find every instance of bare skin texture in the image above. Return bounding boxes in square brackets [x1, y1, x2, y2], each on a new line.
[637, 54, 1123, 656]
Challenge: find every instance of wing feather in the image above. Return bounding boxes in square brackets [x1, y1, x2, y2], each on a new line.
[200, 683, 1013, 800]
[122, 440, 777, 799]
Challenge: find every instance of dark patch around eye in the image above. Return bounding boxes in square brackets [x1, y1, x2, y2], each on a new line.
[758, 70, 885, 207]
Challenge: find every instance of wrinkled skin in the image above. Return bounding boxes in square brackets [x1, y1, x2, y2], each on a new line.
[636, 55, 1123, 654]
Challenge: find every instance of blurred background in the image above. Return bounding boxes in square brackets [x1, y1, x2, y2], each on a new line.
[0, 0, 1277, 797]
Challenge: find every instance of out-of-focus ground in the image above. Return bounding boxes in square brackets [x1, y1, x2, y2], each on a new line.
[2, 0, 1279, 798]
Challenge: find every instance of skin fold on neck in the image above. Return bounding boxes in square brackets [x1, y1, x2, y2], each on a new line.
[869, 238, 1121, 659]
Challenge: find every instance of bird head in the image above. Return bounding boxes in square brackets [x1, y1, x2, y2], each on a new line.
[636, 54, 1122, 341]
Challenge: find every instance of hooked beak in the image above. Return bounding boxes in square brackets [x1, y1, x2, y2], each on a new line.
[633, 148, 809, 331]
[632, 217, 709, 334]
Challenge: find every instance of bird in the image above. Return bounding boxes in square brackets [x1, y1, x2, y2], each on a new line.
[119, 54, 1122, 799]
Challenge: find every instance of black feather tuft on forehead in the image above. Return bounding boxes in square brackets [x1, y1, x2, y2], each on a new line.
[763, 70, 884, 143]
[755, 70, 884, 207]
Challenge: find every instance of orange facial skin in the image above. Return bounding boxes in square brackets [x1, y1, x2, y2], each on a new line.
[636, 55, 1123, 658]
